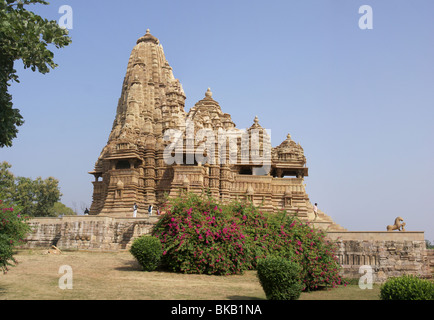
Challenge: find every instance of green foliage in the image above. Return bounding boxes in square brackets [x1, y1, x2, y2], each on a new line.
[52, 202, 74, 216]
[0, 199, 32, 273]
[256, 256, 303, 300]
[130, 235, 163, 272]
[0, 161, 62, 216]
[380, 275, 434, 300]
[0, 0, 71, 147]
[0, 161, 15, 202]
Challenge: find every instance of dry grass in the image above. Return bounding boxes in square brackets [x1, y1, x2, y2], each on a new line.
[0, 250, 380, 300]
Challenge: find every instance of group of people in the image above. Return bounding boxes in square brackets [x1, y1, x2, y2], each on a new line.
[132, 203, 159, 217]
[131, 202, 320, 219]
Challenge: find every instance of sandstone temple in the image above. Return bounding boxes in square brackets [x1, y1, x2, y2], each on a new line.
[22, 30, 431, 283]
[87, 29, 343, 230]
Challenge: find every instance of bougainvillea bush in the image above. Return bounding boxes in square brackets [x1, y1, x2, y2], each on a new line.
[267, 214, 344, 291]
[152, 192, 344, 291]
[230, 201, 344, 291]
[153, 194, 253, 275]
[0, 200, 32, 273]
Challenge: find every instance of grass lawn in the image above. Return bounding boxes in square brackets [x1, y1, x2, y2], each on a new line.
[0, 249, 381, 300]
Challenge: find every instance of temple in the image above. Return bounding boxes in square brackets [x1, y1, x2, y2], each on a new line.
[88, 30, 345, 231]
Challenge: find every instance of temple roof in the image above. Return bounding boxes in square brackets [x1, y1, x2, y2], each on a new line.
[186, 88, 236, 131]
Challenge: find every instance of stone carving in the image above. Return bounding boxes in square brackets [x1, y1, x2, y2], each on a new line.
[387, 217, 406, 232]
[87, 29, 344, 230]
[42, 245, 62, 255]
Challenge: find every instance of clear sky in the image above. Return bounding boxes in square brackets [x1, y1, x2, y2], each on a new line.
[1, 0, 433, 241]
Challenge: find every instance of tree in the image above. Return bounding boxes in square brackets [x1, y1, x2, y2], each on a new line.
[0, 0, 72, 147]
[52, 201, 74, 216]
[0, 161, 15, 202]
[0, 161, 63, 216]
[0, 200, 31, 273]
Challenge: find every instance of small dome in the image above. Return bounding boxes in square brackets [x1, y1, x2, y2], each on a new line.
[205, 87, 212, 98]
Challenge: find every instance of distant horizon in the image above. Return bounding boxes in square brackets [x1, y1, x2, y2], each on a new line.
[1, 1, 433, 241]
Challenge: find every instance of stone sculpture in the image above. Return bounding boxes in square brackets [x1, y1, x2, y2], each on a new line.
[387, 217, 406, 231]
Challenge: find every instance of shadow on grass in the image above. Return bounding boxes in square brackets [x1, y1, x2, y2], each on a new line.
[227, 295, 264, 300]
[115, 259, 143, 272]
[0, 285, 7, 297]
[115, 260, 177, 273]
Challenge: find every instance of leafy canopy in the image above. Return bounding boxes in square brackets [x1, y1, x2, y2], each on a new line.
[0, 161, 66, 217]
[0, 0, 72, 147]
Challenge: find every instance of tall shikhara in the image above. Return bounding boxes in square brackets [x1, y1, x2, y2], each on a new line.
[89, 30, 345, 231]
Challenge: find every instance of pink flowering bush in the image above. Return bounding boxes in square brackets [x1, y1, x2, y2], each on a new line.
[152, 193, 344, 291]
[153, 194, 253, 275]
[0, 200, 32, 273]
[265, 214, 344, 291]
[230, 203, 343, 291]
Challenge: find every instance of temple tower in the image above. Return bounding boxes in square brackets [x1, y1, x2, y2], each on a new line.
[88, 30, 346, 231]
[89, 30, 186, 216]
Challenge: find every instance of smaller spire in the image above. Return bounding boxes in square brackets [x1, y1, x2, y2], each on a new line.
[137, 28, 159, 45]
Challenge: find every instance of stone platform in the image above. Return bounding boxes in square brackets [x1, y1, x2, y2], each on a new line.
[22, 216, 431, 282]
[23, 215, 159, 251]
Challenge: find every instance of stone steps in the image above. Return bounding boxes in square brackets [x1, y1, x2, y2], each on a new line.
[313, 210, 347, 231]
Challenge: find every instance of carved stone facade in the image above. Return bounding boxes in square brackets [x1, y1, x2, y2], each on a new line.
[88, 30, 344, 230]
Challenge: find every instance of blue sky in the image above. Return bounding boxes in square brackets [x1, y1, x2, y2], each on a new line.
[1, 0, 433, 241]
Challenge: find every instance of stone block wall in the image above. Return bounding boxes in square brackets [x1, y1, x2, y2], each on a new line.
[24, 216, 156, 251]
[22, 217, 431, 282]
[327, 231, 431, 283]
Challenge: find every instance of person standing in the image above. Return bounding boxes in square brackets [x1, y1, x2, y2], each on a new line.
[313, 203, 318, 220]
[148, 204, 153, 216]
[133, 203, 138, 217]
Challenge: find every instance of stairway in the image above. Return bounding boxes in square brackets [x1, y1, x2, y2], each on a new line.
[311, 209, 347, 231]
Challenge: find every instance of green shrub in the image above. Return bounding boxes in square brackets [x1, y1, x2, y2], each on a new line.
[130, 235, 163, 271]
[256, 256, 303, 300]
[380, 275, 434, 300]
